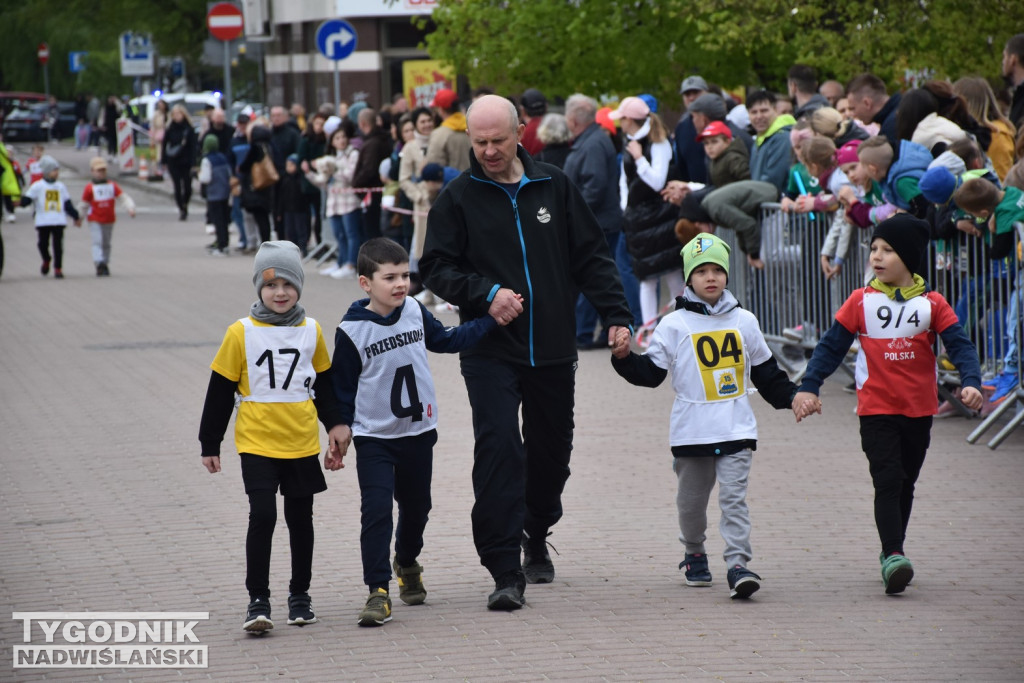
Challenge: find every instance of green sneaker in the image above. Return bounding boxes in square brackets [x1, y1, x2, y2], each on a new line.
[393, 557, 427, 605]
[881, 553, 914, 594]
[358, 588, 392, 626]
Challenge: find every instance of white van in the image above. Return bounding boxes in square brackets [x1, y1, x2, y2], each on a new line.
[129, 91, 224, 124]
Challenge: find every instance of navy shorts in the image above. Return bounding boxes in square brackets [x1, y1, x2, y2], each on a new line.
[239, 453, 327, 498]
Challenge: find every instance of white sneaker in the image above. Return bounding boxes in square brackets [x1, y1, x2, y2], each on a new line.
[331, 264, 356, 279]
[5, 214, 14, 223]
[209, 248, 228, 257]
[434, 300, 458, 314]
[319, 264, 340, 276]
[413, 290, 435, 305]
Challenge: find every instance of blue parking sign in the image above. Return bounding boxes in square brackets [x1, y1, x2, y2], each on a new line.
[316, 20, 357, 61]
[69, 52, 88, 73]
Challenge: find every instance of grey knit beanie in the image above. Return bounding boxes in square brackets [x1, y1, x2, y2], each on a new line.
[253, 241, 304, 298]
[38, 155, 60, 175]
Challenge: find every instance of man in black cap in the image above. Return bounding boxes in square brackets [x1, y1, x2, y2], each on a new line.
[519, 88, 547, 156]
[673, 75, 710, 183]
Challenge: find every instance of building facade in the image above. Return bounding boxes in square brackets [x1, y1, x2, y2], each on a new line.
[246, 0, 439, 111]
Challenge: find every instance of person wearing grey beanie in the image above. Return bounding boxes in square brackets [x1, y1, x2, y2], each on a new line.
[198, 237, 347, 632]
[251, 240, 306, 325]
[20, 153, 80, 278]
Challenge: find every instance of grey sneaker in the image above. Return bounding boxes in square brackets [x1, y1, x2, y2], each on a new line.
[392, 556, 427, 605]
[522, 531, 556, 584]
[357, 588, 393, 626]
[242, 597, 274, 633]
[487, 569, 526, 610]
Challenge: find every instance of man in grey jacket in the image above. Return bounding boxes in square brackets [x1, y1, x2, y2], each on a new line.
[563, 94, 639, 341]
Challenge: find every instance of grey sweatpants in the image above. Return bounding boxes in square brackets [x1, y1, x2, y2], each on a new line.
[90, 222, 114, 265]
[672, 449, 753, 568]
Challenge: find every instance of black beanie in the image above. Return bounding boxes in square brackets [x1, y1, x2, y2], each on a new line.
[871, 214, 930, 275]
[678, 187, 713, 224]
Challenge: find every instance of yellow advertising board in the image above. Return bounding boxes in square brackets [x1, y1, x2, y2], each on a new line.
[403, 60, 455, 108]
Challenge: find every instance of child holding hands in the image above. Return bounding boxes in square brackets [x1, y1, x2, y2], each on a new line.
[612, 234, 799, 599]
[198, 241, 348, 632]
[794, 215, 983, 594]
[327, 238, 501, 626]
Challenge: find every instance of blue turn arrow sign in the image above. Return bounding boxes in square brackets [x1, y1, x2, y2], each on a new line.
[316, 20, 357, 61]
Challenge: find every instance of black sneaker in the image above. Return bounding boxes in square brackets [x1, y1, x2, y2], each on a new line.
[286, 593, 317, 625]
[242, 597, 274, 633]
[487, 569, 526, 611]
[727, 565, 761, 599]
[522, 531, 556, 584]
[679, 553, 713, 587]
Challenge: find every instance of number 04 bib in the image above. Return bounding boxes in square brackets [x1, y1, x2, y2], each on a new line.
[691, 329, 746, 402]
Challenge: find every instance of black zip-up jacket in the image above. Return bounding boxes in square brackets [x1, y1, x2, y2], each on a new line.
[420, 145, 633, 367]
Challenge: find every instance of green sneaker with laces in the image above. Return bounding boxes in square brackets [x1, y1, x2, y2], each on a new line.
[392, 556, 427, 605]
[357, 588, 393, 626]
[881, 553, 914, 594]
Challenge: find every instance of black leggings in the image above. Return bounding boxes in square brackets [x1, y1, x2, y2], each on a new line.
[860, 415, 932, 556]
[168, 163, 192, 215]
[37, 226, 65, 269]
[245, 493, 314, 599]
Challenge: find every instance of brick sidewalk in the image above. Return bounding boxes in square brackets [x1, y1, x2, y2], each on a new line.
[1, 143, 1022, 681]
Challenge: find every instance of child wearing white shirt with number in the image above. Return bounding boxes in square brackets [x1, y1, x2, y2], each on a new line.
[611, 234, 799, 599]
[198, 241, 348, 633]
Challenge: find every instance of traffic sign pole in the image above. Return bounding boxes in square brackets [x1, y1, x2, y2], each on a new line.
[315, 20, 358, 118]
[223, 41, 232, 108]
[207, 3, 244, 109]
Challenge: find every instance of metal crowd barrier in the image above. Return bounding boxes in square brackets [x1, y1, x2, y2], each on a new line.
[715, 207, 1022, 448]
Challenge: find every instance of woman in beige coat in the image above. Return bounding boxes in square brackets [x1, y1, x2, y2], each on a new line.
[399, 107, 437, 284]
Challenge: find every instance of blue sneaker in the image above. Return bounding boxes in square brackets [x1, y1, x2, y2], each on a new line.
[679, 553, 713, 587]
[726, 565, 761, 599]
[989, 372, 1019, 404]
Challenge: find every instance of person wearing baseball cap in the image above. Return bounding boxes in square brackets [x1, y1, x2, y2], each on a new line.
[611, 231, 799, 600]
[518, 88, 548, 155]
[795, 213, 983, 595]
[674, 75, 711, 184]
[426, 88, 470, 172]
[80, 155, 136, 276]
[612, 95, 680, 327]
[697, 120, 750, 189]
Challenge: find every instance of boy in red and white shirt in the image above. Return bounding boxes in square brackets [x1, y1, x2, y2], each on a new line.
[794, 215, 983, 595]
[26, 144, 45, 185]
[79, 157, 135, 276]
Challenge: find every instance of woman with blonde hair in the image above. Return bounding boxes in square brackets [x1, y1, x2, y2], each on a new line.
[162, 103, 197, 220]
[809, 106, 869, 147]
[612, 96, 681, 329]
[953, 76, 1017, 181]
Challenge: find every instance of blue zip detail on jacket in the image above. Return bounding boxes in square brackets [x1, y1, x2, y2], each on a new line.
[469, 171, 551, 367]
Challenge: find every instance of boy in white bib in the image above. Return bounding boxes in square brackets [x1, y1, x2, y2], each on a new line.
[198, 241, 348, 632]
[326, 238, 500, 626]
[612, 234, 798, 599]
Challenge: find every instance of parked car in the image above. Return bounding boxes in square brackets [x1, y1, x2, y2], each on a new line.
[1, 101, 76, 142]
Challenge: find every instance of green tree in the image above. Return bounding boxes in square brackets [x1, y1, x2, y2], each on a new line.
[0, 0, 213, 98]
[421, 0, 1024, 100]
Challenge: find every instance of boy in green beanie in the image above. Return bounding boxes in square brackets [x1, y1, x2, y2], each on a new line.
[611, 234, 799, 599]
